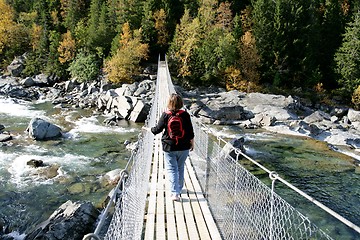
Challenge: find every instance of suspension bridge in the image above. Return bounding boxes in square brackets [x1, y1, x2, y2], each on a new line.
[83, 58, 360, 240]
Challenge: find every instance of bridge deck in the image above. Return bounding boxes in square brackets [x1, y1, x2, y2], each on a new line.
[144, 135, 222, 240]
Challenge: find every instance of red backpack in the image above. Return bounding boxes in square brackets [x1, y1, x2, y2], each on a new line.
[166, 110, 185, 144]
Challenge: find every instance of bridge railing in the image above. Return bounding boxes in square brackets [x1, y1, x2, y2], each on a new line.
[190, 120, 334, 239]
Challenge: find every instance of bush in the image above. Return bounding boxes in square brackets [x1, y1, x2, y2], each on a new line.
[68, 51, 99, 82]
[352, 85, 360, 110]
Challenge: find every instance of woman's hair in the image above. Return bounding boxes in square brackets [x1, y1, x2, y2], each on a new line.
[167, 93, 183, 111]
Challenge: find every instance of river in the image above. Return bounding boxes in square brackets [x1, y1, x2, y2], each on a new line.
[0, 96, 140, 239]
[0, 96, 359, 239]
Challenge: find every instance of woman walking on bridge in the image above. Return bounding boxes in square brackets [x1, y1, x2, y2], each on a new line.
[147, 93, 194, 201]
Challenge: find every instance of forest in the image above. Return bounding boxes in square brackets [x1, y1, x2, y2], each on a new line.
[1, 0, 360, 108]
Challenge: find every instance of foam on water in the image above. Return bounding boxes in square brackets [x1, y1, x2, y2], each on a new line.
[66, 115, 136, 136]
[5, 152, 91, 187]
[0, 97, 45, 118]
[3, 231, 25, 240]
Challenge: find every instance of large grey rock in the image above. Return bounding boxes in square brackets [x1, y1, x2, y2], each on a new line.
[303, 110, 331, 124]
[348, 108, 360, 122]
[129, 99, 150, 122]
[251, 113, 276, 127]
[112, 96, 133, 119]
[7, 56, 25, 77]
[222, 137, 246, 159]
[26, 118, 62, 140]
[21, 77, 35, 87]
[24, 200, 99, 240]
[64, 79, 77, 92]
[252, 105, 297, 121]
[0, 133, 12, 142]
[33, 73, 58, 86]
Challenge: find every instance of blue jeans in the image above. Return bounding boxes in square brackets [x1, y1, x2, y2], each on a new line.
[164, 150, 189, 195]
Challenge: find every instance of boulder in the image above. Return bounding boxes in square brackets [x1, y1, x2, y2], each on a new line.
[348, 108, 360, 123]
[21, 77, 35, 87]
[111, 96, 133, 119]
[222, 137, 246, 159]
[33, 74, 50, 86]
[26, 159, 44, 168]
[129, 99, 150, 122]
[251, 113, 276, 127]
[303, 110, 331, 124]
[64, 79, 77, 92]
[102, 168, 123, 185]
[7, 56, 25, 77]
[0, 133, 11, 142]
[26, 118, 62, 140]
[252, 105, 297, 121]
[24, 200, 99, 240]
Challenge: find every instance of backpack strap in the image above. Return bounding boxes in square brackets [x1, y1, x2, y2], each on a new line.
[166, 109, 185, 116]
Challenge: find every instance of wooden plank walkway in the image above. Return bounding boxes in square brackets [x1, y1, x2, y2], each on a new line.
[144, 135, 222, 240]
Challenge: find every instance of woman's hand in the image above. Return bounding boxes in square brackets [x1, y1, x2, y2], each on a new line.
[142, 126, 151, 132]
[190, 139, 194, 151]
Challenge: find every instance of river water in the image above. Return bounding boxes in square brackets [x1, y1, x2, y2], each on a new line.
[0, 96, 140, 239]
[0, 96, 359, 239]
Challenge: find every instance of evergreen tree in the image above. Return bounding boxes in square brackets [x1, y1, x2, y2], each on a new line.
[251, 0, 276, 82]
[114, 0, 144, 29]
[60, 0, 88, 33]
[335, 10, 360, 95]
[25, 0, 53, 73]
[317, 0, 345, 89]
[252, 0, 319, 88]
[7, 0, 32, 13]
[46, 30, 64, 76]
[86, 0, 115, 57]
[182, 0, 199, 18]
[141, 0, 157, 54]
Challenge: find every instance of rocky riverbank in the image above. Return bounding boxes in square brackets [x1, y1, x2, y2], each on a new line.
[177, 86, 360, 154]
[3, 55, 360, 152]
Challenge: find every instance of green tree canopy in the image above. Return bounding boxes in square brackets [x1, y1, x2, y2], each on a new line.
[335, 10, 360, 95]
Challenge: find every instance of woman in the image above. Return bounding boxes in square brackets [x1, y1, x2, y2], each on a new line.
[147, 93, 194, 201]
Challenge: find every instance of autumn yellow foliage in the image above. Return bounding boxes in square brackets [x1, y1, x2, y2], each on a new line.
[58, 30, 76, 63]
[0, 0, 28, 58]
[105, 23, 148, 84]
[352, 85, 360, 110]
[154, 9, 168, 46]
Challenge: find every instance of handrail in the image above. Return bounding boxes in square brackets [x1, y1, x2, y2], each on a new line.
[201, 123, 360, 235]
[82, 55, 163, 239]
[81, 159, 131, 240]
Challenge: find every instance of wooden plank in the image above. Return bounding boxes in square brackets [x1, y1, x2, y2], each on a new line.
[156, 140, 166, 240]
[144, 139, 158, 240]
[174, 199, 189, 240]
[163, 148, 177, 240]
[182, 164, 200, 240]
[184, 166, 211, 240]
[186, 159, 223, 240]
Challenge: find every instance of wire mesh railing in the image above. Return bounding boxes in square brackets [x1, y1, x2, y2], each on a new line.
[190, 124, 334, 239]
[85, 55, 360, 239]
